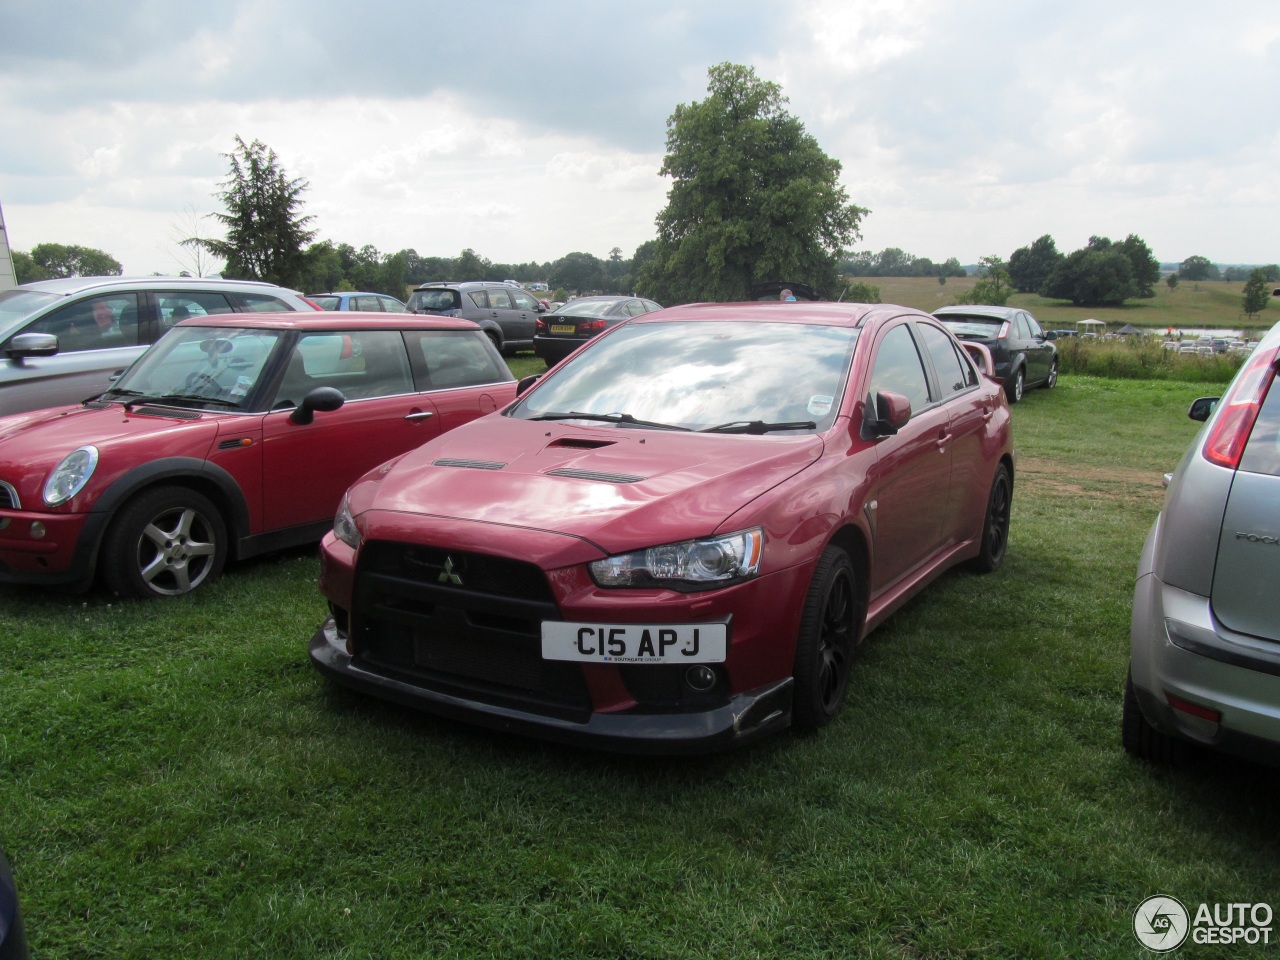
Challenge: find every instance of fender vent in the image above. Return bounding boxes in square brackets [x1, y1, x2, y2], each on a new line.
[134, 406, 202, 420]
[546, 468, 646, 484]
[432, 458, 507, 471]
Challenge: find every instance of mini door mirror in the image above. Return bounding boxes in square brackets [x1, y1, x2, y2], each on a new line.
[289, 386, 345, 424]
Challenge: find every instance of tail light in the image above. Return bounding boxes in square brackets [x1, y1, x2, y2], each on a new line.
[1202, 345, 1279, 468]
[998, 321, 1011, 339]
[579, 319, 606, 334]
[535, 318, 547, 334]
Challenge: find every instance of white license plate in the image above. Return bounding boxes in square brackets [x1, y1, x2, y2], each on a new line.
[541, 621, 727, 663]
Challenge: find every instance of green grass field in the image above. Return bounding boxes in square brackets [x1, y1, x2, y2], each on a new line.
[3, 374, 1278, 958]
[863, 277, 1275, 333]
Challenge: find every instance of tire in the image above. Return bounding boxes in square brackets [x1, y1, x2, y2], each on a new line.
[1006, 367, 1024, 404]
[1045, 359, 1059, 389]
[1122, 670, 1178, 764]
[971, 463, 1012, 573]
[792, 547, 862, 731]
[485, 331, 503, 355]
[101, 486, 228, 598]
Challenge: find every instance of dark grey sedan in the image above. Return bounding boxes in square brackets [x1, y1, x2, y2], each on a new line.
[533, 295, 662, 366]
[933, 305, 1058, 403]
[1126, 310, 1280, 766]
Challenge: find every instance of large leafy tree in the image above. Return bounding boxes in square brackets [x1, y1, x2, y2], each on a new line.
[1040, 234, 1159, 306]
[639, 63, 866, 304]
[1007, 235, 1062, 293]
[1179, 255, 1220, 281]
[186, 136, 316, 288]
[20, 242, 122, 280]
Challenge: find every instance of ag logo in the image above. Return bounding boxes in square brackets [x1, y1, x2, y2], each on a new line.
[1134, 895, 1189, 952]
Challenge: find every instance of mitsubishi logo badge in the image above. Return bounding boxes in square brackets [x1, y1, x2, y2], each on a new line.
[438, 557, 463, 585]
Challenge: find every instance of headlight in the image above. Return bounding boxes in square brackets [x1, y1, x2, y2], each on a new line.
[590, 528, 763, 590]
[43, 446, 99, 506]
[333, 493, 362, 549]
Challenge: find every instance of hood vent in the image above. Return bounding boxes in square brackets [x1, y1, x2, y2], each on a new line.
[134, 406, 202, 420]
[547, 468, 646, 484]
[549, 437, 615, 450]
[432, 458, 507, 471]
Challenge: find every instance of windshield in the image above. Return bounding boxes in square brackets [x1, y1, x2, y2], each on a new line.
[106, 326, 284, 410]
[511, 320, 858, 432]
[0, 289, 61, 330]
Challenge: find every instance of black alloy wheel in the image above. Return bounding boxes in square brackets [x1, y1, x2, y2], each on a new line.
[792, 546, 862, 731]
[972, 464, 1012, 573]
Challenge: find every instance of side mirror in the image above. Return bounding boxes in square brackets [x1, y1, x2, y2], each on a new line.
[516, 374, 540, 397]
[1188, 397, 1218, 422]
[289, 386, 345, 424]
[861, 390, 912, 439]
[5, 332, 60, 361]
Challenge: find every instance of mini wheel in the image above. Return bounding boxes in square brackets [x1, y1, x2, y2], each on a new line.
[102, 486, 228, 598]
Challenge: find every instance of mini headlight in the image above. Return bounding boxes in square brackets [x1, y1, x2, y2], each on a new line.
[590, 528, 763, 590]
[43, 446, 99, 506]
[332, 493, 362, 550]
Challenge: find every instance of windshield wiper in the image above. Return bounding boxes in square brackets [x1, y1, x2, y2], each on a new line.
[700, 420, 817, 434]
[123, 393, 241, 410]
[527, 411, 690, 431]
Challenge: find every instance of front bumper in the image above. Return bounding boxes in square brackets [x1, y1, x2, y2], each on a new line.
[1130, 519, 1280, 765]
[309, 616, 793, 754]
[0, 508, 103, 589]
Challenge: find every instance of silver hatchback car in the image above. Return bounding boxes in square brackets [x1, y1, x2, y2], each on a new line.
[1126, 308, 1280, 765]
[0, 276, 317, 415]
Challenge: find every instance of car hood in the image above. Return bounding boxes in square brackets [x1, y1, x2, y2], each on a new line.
[356, 414, 826, 555]
[0, 402, 223, 505]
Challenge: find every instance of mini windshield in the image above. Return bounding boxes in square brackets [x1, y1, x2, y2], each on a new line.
[106, 326, 284, 410]
[511, 320, 858, 432]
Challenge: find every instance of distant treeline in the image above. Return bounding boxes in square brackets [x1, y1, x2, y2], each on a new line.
[840, 248, 967, 278]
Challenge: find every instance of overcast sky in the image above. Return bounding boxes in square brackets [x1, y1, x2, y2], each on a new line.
[2, 0, 1278, 277]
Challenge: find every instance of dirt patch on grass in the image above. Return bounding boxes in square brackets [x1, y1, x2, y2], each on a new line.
[1016, 456, 1167, 503]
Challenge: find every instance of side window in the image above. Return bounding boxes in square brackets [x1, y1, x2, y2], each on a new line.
[273, 330, 413, 408]
[1025, 314, 1044, 338]
[918, 323, 971, 399]
[511, 290, 539, 311]
[158, 292, 235, 327]
[487, 288, 514, 310]
[1015, 314, 1033, 339]
[234, 294, 292, 313]
[869, 323, 931, 414]
[28, 293, 140, 351]
[351, 295, 382, 312]
[623, 300, 647, 317]
[467, 289, 490, 309]
[408, 330, 509, 389]
[379, 296, 405, 312]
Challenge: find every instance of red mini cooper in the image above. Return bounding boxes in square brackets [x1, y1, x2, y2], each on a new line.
[310, 301, 1014, 751]
[0, 313, 516, 598]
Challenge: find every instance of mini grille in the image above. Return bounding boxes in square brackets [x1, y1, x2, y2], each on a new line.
[432, 458, 507, 470]
[546, 468, 646, 483]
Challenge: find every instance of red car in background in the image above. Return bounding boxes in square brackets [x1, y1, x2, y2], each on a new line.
[310, 301, 1015, 752]
[0, 313, 516, 598]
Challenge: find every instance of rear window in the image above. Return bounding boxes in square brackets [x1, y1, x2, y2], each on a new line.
[1239, 371, 1280, 477]
[408, 289, 462, 312]
[937, 316, 1003, 338]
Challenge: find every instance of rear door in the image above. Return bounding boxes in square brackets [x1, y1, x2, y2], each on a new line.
[1212, 367, 1280, 642]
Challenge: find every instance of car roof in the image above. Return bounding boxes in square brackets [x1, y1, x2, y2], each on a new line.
[410, 280, 495, 291]
[174, 311, 482, 332]
[632, 300, 907, 328]
[933, 305, 1020, 320]
[18, 275, 306, 297]
[307, 291, 400, 298]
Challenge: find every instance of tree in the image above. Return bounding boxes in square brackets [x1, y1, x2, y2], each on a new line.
[1115, 234, 1160, 298]
[25, 242, 122, 278]
[1242, 269, 1271, 320]
[639, 63, 866, 303]
[1179, 255, 1220, 282]
[13, 251, 46, 283]
[954, 255, 1013, 305]
[1041, 247, 1133, 306]
[185, 136, 316, 288]
[1007, 235, 1062, 293]
[550, 251, 605, 294]
[844, 281, 881, 303]
[1166, 273, 1179, 290]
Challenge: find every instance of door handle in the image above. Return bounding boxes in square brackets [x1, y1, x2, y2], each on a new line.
[936, 432, 952, 450]
[404, 411, 435, 422]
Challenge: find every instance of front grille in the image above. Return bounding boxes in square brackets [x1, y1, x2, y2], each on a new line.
[0, 481, 18, 510]
[352, 542, 590, 721]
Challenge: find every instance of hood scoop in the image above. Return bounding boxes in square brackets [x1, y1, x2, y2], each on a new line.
[432, 457, 507, 471]
[134, 406, 202, 420]
[546, 467, 647, 484]
[548, 437, 616, 450]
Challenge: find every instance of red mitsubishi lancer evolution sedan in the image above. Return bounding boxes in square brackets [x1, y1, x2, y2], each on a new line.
[309, 300, 1014, 752]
